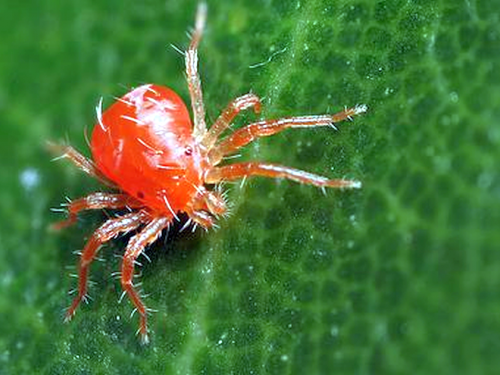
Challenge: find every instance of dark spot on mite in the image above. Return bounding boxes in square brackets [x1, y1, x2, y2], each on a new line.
[137, 191, 145, 199]
[185, 146, 193, 156]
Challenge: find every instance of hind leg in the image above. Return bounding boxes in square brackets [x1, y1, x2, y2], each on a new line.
[65, 211, 149, 321]
[120, 216, 170, 344]
[53, 192, 142, 230]
[48, 142, 115, 187]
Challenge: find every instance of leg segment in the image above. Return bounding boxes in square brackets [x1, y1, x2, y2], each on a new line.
[121, 217, 170, 344]
[53, 192, 143, 230]
[201, 93, 261, 149]
[205, 162, 362, 189]
[209, 105, 367, 163]
[186, 3, 208, 140]
[47, 142, 116, 187]
[183, 186, 228, 230]
[65, 211, 149, 322]
[185, 208, 215, 229]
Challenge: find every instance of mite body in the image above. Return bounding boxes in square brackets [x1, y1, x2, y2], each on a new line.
[53, 4, 366, 343]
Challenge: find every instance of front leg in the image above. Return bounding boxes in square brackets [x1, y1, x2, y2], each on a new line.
[201, 93, 261, 149]
[186, 3, 208, 140]
[205, 162, 361, 189]
[209, 105, 367, 163]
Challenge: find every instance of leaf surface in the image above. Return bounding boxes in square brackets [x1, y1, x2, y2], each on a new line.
[0, 0, 499, 374]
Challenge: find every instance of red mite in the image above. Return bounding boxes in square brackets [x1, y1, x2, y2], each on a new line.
[52, 4, 366, 344]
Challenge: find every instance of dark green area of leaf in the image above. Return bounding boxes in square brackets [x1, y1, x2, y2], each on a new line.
[1, 0, 499, 374]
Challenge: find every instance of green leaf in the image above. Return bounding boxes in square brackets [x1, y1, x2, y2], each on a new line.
[1, 0, 499, 374]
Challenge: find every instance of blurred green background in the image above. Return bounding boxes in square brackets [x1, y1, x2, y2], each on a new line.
[1, 0, 499, 374]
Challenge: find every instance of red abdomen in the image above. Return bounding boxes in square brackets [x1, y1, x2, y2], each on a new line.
[91, 84, 203, 216]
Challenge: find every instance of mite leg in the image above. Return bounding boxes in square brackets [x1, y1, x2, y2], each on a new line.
[206, 162, 361, 189]
[186, 2, 208, 140]
[185, 207, 215, 230]
[121, 217, 170, 344]
[182, 187, 228, 230]
[208, 105, 367, 164]
[201, 93, 261, 149]
[53, 192, 143, 230]
[188, 187, 227, 216]
[65, 211, 149, 322]
[47, 142, 116, 187]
